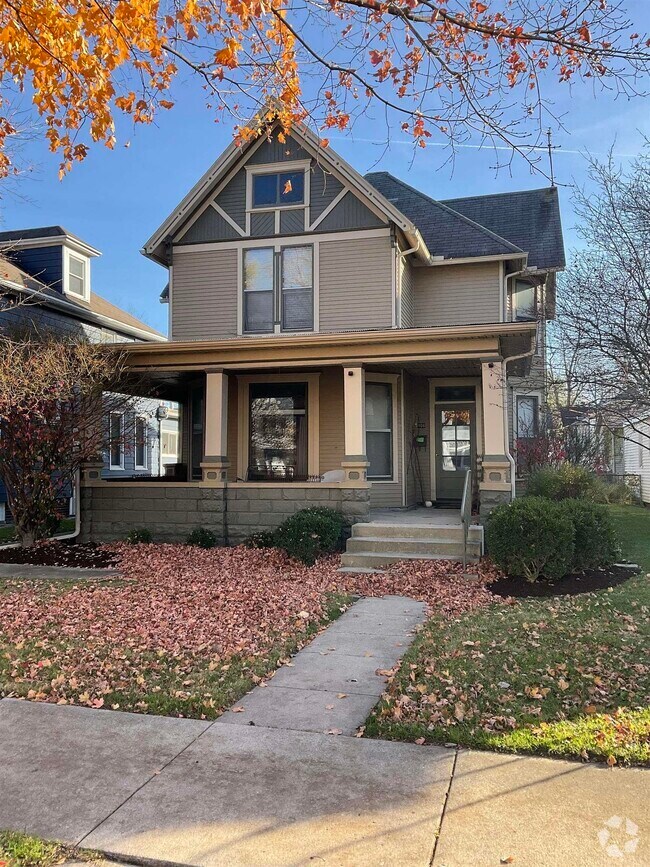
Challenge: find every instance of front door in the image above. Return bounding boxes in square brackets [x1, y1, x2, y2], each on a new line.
[435, 403, 475, 504]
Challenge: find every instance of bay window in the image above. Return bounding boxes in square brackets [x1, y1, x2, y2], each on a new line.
[243, 245, 313, 334]
[365, 381, 394, 480]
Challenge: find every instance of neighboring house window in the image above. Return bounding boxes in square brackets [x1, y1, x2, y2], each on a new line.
[513, 280, 537, 321]
[109, 413, 124, 469]
[68, 255, 86, 297]
[135, 417, 147, 469]
[366, 381, 394, 480]
[516, 395, 539, 438]
[161, 430, 179, 460]
[243, 246, 313, 334]
[248, 382, 307, 481]
[252, 171, 304, 208]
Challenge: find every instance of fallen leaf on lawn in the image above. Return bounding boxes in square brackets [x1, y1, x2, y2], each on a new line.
[454, 702, 465, 722]
[327, 728, 343, 735]
[376, 669, 394, 677]
[355, 726, 366, 738]
[500, 857, 515, 864]
[607, 755, 617, 767]
[232, 706, 245, 713]
[585, 704, 597, 714]
[337, 693, 347, 699]
[558, 678, 569, 691]
[415, 737, 426, 745]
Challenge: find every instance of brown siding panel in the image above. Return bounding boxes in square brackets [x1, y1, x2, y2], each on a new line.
[412, 262, 501, 327]
[172, 248, 238, 341]
[319, 368, 345, 474]
[319, 236, 393, 332]
[401, 258, 415, 328]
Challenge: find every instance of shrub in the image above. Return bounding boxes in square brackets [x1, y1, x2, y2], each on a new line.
[559, 499, 620, 572]
[186, 527, 217, 548]
[527, 464, 597, 501]
[590, 478, 636, 505]
[126, 527, 152, 544]
[486, 497, 574, 582]
[273, 507, 348, 565]
[244, 530, 276, 549]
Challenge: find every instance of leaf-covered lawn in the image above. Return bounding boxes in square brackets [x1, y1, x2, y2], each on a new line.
[366, 506, 650, 765]
[0, 544, 498, 719]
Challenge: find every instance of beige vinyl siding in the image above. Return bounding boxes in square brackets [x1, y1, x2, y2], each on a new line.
[319, 368, 345, 473]
[400, 257, 415, 328]
[171, 248, 238, 341]
[412, 262, 501, 327]
[319, 236, 393, 332]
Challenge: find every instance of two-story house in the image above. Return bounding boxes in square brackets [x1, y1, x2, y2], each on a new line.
[0, 227, 178, 525]
[79, 120, 564, 552]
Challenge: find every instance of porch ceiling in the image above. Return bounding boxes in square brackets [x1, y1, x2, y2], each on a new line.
[367, 358, 483, 377]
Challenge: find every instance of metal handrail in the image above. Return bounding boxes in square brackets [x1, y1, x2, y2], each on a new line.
[460, 469, 472, 572]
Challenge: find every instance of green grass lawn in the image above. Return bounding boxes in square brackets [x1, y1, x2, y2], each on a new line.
[365, 505, 650, 765]
[0, 518, 76, 544]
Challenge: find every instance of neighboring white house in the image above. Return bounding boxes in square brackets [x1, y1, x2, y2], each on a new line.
[622, 417, 650, 505]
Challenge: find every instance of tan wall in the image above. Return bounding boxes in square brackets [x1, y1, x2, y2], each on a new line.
[412, 261, 501, 327]
[172, 248, 238, 341]
[319, 367, 345, 473]
[319, 236, 393, 332]
[227, 376, 239, 480]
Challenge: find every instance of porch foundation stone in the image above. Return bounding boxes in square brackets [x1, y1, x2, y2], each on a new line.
[80, 483, 370, 545]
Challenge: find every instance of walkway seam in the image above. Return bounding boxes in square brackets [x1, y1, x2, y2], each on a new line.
[76, 720, 218, 848]
[429, 746, 459, 867]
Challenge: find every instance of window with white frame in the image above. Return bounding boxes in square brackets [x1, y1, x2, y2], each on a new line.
[365, 381, 394, 480]
[109, 412, 124, 469]
[134, 416, 147, 469]
[512, 280, 537, 321]
[516, 395, 539, 439]
[243, 245, 313, 334]
[67, 254, 86, 297]
[161, 429, 179, 460]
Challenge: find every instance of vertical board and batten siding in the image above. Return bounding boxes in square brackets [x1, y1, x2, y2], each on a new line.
[180, 207, 241, 244]
[315, 192, 386, 233]
[412, 262, 501, 327]
[623, 421, 650, 504]
[310, 169, 344, 224]
[171, 248, 238, 341]
[319, 236, 393, 332]
[215, 169, 246, 229]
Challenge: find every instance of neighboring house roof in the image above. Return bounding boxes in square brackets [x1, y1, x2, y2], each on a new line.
[0, 257, 165, 341]
[0, 225, 100, 257]
[365, 171, 523, 261]
[365, 173, 565, 270]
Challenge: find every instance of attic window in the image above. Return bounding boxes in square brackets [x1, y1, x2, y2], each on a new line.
[68, 254, 86, 297]
[252, 171, 304, 208]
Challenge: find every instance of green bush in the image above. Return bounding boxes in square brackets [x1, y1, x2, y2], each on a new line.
[244, 530, 276, 549]
[559, 499, 620, 571]
[126, 527, 152, 544]
[527, 464, 597, 501]
[185, 527, 217, 548]
[273, 507, 348, 565]
[486, 497, 574, 582]
[590, 478, 636, 505]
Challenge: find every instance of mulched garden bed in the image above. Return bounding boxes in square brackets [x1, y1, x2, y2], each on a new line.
[0, 540, 119, 568]
[489, 563, 640, 598]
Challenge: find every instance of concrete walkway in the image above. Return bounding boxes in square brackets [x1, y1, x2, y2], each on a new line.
[0, 563, 121, 580]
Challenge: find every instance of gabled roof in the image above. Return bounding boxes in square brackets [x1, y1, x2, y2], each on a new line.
[0, 257, 165, 341]
[0, 225, 100, 257]
[143, 119, 431, 265]
[440, 187, 565, 271]
[365, 172, 523, 261]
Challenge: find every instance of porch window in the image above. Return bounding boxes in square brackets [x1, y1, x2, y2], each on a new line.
[516, 395, 539, 438]
[248, 382, 308, 480]
[243, 246, 313, 334]
[109, 412, 124, 469]
[135, 416, 147, 469]
[252, 171, 304, 208]
[365, 382, 393, 480]
[513, 280, 537, 321]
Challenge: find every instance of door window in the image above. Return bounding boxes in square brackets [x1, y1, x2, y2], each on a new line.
[440, 409, 471, 471]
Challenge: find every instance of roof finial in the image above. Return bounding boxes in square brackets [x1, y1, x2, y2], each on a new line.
[546, 128, 556, 187]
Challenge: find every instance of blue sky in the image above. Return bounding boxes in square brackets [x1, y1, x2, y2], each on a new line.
[4, 59, 650, 335]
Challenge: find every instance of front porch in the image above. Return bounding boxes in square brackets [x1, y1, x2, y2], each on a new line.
[82, 325, 534, 543]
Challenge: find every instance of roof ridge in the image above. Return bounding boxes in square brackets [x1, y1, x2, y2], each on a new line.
[365, 171, 523, 255]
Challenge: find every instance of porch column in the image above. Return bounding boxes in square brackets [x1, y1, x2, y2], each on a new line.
[201, 369, 229, 484]
[342, 364, 369, 483]
[479, 360, 511, 516]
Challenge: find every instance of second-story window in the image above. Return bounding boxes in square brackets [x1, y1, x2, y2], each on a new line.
[243, 245, 313, 334]
[252, 171, 304, 208]
[68, 255, 86, 297]
[513, 280, 537, 321]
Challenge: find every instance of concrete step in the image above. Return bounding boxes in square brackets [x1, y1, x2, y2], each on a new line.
[340, 550, 479, 569]
[345, 536, 481, 557]
[352, 522, 483, 542]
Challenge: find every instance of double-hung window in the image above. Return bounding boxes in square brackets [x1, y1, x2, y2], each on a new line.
[365, 381, 394, 480]
[135, 417, 147, 469]
[109, 413, 124, 469]
[243, 245, 313, 334]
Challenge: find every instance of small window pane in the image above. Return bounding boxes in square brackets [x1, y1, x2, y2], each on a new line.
[514, 281, 536, 321]
[68, 255, 85, 296]
[279, 171, 304, 204]
[365, 382, 393, 480]
[367, 431, 392, 478]
[245, 291, 274, 333]
[253, 173, 278, 207]
[243, 248, 274, 292]
[282, 247, 311, 289]
[517, 396, 538, 437]
[281, 247, 312, 331]
[435, 386, 475, 402]
[366, 382, 392, 431]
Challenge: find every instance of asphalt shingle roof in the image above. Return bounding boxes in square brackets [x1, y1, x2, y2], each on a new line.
[365, 172, 565, 270]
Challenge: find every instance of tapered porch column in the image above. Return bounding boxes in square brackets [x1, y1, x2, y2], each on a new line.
[342, 364, 369, 483]
[479, 360, 512, 516]
[201, 369, 229, 484]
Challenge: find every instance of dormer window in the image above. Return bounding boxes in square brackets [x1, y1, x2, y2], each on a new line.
[253, 171, 304, 208]
[63, 247, 91, 300]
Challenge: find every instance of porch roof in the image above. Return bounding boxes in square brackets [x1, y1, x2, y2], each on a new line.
[115, 323, 536, 376]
